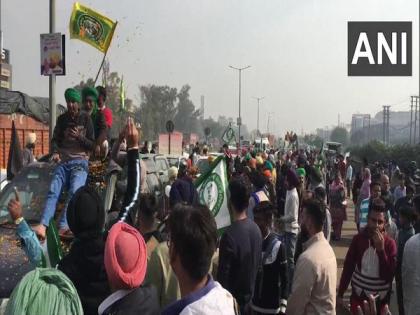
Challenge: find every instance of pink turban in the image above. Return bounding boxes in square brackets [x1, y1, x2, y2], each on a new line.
[104, 222, 147, 290]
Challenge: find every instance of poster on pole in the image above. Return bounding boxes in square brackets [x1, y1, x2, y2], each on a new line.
[40, 33, 66, 76]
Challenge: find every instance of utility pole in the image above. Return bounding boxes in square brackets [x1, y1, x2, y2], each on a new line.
[414, 96, 420, 145]
[415, 100, 418, 145]
[410, 96, 414, 145]
[49, 0, 56, 146]
[388, 108, 390, 145]
[229, 65, 251, 153]
[382, 106, 391, 145]
[383, 106, 386, 144]
[0, 0, 3, 60]
[267, 112, 274, 134]
[253, 96, 264, 136]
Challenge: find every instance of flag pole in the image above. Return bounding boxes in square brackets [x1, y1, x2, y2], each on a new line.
[93, 21, 118, 86]
[93, 52, 108, 85]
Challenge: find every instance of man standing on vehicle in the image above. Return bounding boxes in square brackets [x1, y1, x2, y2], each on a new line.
[33, 88, 95, 238]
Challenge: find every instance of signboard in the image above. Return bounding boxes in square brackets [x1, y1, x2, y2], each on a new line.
[159, 131, 183, 156]
[1, 64, 11, 77]
[348, 22, 412, 76]
[166, 120, 174, 133]
[1, 49, 10, 64]
[40, 33, 66, 76]
[0, 63, 12, 90]
[0, 80, 10, 89]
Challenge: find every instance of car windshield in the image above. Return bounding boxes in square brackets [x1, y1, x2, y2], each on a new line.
[0, 165, 53, 224]
[156, 159, 168, 172]
[142, 158, 157, 173]
[167, 158, 178, 168]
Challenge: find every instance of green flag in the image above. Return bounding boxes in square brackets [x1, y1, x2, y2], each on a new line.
[194, 156, 231, 231]
[40, 219, 63, 268]
[221, 124, 236, 145]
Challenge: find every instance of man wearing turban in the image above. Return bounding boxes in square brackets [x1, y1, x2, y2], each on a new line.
[82, 86, 108, 158]
[5, 268, 83, 315]
[33, 88, 95, 239]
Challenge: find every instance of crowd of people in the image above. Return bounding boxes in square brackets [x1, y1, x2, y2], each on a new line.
[4, 86, 420, 315]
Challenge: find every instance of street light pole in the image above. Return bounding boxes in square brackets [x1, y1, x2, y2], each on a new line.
[229, 65, 251, 153]
[267, 111, 274, 134]
[49, 0, 56, 146]
[253, 96, 264, 138]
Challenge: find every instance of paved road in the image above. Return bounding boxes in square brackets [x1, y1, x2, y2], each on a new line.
[332, 201, 397, 315]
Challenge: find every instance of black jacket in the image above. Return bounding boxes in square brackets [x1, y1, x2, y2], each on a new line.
[218, 218, 262, 308]
[102, 285, 159, 315]
[58, 237, 110, 315]
[251, 233, 288, 314]
[92, 110, 108, 141]
[51, 110, 95, 160]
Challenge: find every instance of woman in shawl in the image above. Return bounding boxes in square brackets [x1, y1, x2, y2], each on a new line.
[329, 173, 347, 241]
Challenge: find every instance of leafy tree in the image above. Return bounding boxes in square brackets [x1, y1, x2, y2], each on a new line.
[330, 127, 349, 146]
[173, 85, 200, 134]
[135, 85, 177, 140]
[302, 134, 324, 149]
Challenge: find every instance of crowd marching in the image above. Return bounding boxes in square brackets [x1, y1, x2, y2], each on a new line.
[4, 86, 420, 315]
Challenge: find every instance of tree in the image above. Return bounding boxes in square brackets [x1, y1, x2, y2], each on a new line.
[330, 127, 349, 146]
[135, 85, 178, 140]
[302, 134, 324, 149]
[173, 85, 200, 134]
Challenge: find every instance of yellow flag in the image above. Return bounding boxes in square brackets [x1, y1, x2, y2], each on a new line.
[69, 2, 117, 53]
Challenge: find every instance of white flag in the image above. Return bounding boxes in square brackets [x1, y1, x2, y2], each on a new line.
[194, 156, 231, 230]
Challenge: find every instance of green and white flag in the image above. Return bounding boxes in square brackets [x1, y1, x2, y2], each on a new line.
[194, 156, 231, 231]
[221, 124, 236, 145]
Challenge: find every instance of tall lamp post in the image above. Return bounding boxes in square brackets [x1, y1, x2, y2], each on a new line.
[253, 96, 265, 138]
[229, 65, 251, 152]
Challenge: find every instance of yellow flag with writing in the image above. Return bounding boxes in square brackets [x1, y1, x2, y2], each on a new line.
[69, 2, 117, 53]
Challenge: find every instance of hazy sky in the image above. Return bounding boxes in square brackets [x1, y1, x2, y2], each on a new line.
[2, 0, 419, 136]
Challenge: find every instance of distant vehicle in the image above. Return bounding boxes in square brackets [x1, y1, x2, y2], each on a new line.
[140, 154, 170, 188]
[166, 155, 188, 169]
[255, 137, 270, 151]
[324, 141, 342, 154]
[241, 140, 251, 148]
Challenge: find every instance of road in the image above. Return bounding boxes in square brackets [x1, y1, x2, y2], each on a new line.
[333, 201, 398, 315]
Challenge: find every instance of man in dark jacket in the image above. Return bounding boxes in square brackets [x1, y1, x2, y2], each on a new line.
[251, 201, 288, 314]
[33, 88, 95, 238]
[218, 177, 262, 312]
[169, 161, 198, 209]
[58, 185, 110, 315]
